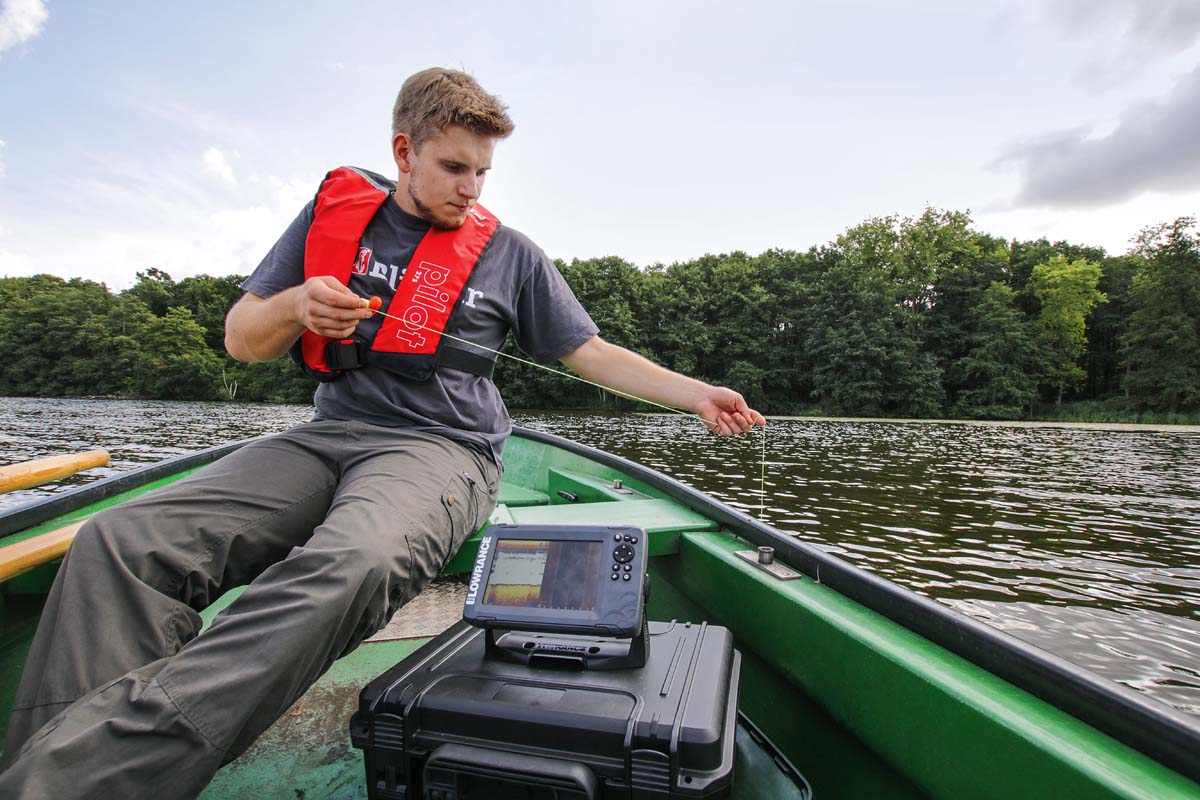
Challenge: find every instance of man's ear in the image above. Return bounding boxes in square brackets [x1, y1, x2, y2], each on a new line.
[392, 133, 415, 174]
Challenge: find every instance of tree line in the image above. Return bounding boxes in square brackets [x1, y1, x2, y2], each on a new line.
[1, 210, 1197, 421]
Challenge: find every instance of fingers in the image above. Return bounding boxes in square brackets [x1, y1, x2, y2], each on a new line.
[702, 410, 745, 436]
[307, 303, 368, 338]
[299, 277, 372, 337]
[310, 276, 368, 308]
[730, 394, 767, 429]
[308, 316, 361, 339]
[702, 388, 766, 436]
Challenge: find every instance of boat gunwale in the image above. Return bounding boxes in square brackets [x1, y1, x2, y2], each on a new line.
[510, 426, 1200, 786]
[0, 425, 1197, 786]
[0, 438, 259, 540]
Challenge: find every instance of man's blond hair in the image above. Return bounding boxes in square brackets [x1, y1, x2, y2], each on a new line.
[391, 68, 514, 146]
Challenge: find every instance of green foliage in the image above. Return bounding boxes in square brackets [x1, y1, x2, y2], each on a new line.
[950, 282, 1036, 418]
[1031, 399, 1200, 425]
[1085, 256, 1137, 399]
[225, 358, 316, 404]
[128, 269, 245, 354]
[1121, 217, 1200, 412]
[131, 307, 223, 399]
[0, 273, 280, 402]
[804, 245, 899, 415]
[2, 209, 1197, 421]
[1028, 255, 1106, 405]
[803, 214, 950, 417]
[0, 276, 151, 397]
[126, 267, 176, 316]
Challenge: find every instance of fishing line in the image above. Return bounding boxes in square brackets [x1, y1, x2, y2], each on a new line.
[365, 303, 713, 426]
[760, 423, 767, 520]
[362, 299, 770, 519]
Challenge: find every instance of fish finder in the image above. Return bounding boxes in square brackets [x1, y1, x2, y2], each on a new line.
[462, 524, 649, 669]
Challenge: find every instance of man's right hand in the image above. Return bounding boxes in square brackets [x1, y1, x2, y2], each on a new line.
[226, 278, 374, 363]
[293, 276, 373, 339]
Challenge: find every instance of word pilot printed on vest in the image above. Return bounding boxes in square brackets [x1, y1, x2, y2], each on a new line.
[291, 166, 500, 382]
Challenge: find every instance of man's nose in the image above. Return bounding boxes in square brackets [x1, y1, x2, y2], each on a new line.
[458, 175, 481, 199]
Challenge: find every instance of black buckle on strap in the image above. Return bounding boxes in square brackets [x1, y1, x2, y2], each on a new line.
[325, 339, 366, 371]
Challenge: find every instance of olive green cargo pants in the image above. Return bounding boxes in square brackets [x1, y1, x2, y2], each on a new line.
[0, 421, 499, 799]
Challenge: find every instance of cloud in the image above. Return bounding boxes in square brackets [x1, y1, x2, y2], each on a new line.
[1030, 0, 1200, 86]
[202, 146, 237, 185]
[992, 65, 1200, 208]
[0, 139, 6, 180]
[1042, 0, 1200, 53]
[206, 175, 312, 268]
[0, 0, 47, 53]
[121, 91, 261, 147]
[0, 169, 316, 288]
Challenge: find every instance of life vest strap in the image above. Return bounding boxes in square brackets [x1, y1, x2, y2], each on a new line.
[324, 339, 367, 372]
[438, 347, 496, 380]
[324, 340, 495, 379]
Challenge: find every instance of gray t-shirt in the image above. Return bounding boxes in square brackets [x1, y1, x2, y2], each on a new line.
[242, 175, 598, 465]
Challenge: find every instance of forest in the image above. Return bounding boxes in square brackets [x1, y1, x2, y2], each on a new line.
[1, 210, 1197, 422]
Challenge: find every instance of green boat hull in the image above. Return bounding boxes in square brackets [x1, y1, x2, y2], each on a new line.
[1, 427, 1198, 799]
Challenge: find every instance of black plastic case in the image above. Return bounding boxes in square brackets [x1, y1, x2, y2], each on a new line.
[350, 620, 741, 799]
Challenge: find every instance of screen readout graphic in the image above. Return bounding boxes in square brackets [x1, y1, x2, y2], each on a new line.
[483, 539, 604, 611]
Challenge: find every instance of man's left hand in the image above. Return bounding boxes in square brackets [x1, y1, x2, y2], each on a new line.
[694, 388, 766, 436]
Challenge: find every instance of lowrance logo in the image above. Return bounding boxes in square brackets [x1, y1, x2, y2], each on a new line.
[465, 536, 491, 605]
[537, 643, 587, 653]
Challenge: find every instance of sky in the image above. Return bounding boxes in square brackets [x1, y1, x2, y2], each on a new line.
[1, 0, 1199, 290]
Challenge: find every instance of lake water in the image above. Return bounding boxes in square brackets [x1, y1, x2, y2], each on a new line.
[2, 397, 1199, 715]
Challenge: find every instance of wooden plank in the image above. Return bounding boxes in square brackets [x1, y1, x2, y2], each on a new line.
[0, 521, 84, 582]
[0, 450, 110, 495]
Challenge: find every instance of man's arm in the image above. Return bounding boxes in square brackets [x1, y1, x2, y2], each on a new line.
[225, 276, 373, 362]
[560, 336, 765, 436]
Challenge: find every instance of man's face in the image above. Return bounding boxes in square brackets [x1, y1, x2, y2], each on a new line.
[393, 125, 496, 230]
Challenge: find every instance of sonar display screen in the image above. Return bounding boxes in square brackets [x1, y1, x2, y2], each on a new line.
[482, 539, 604, 611]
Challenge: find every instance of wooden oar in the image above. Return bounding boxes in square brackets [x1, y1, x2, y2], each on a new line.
[0, 521, 85, 582]
[0, 450, 110, 495]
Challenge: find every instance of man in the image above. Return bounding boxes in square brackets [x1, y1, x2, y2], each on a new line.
[0, 68, 763, 798]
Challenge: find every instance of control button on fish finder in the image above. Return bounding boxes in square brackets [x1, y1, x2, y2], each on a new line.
[611, 573, 619, 580]
[613, 543, 635, 563]
[614, 534, 622, 541]
[623, 574, 631, 581]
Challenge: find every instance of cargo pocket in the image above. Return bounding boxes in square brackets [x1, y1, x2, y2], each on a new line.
[439, 470, 491, 571]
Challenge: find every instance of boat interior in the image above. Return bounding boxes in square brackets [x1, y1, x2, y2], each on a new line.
[2, 430, 1198, 799]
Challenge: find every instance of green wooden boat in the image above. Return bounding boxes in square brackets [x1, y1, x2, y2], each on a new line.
[2, 427, 1199, 799]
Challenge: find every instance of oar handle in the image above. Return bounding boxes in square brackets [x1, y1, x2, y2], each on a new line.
[0, 449, 110, 495]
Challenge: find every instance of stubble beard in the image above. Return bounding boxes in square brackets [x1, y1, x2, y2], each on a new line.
[407, 181, 466, 231]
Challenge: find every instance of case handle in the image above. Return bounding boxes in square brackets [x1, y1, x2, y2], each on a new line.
[423, 743, 598, 799]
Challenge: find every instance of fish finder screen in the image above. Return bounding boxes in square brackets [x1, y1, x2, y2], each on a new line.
[483, 539, 604, 611]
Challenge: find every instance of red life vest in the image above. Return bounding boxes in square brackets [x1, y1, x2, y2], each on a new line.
[291, 166, 500, 382]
